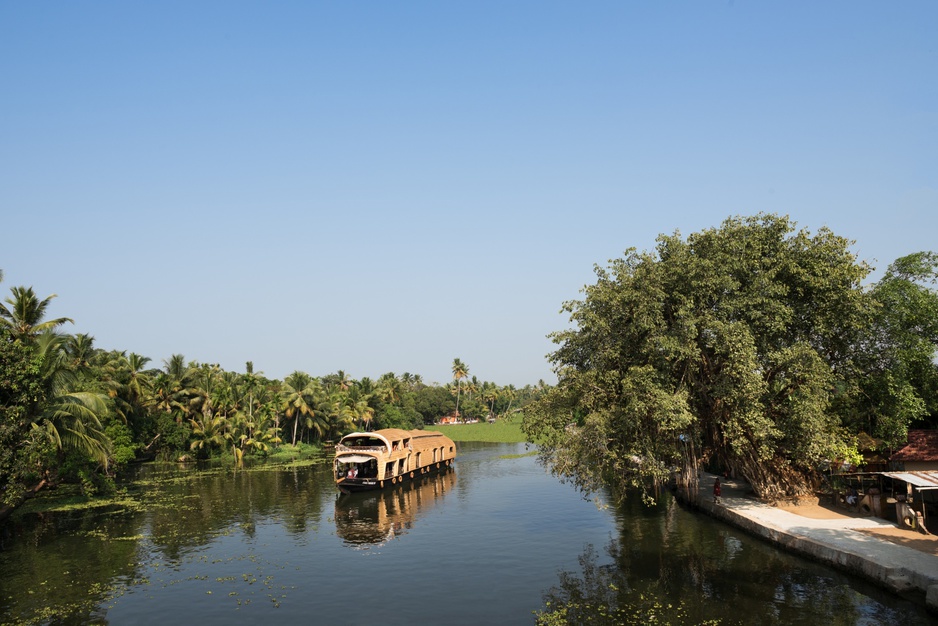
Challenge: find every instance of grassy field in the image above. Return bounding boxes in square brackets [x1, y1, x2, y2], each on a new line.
[432, 418, 532, 443]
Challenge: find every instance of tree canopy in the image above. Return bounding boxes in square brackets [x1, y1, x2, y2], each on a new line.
[524, 214, 938, 502]
[847, 252, 938, 445]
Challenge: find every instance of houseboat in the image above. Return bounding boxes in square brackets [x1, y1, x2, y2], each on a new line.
[334, 428, 456, 493]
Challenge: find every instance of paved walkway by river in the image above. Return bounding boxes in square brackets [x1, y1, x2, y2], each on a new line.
[696, 473, 938, 613]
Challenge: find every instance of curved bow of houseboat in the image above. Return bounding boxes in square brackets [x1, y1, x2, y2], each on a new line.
[334, 428, 456, 493]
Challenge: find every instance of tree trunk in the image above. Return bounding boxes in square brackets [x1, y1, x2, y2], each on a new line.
[736, 454, 817, 501]
[677, 439, 700, 505]
[0, 478, 49, 523]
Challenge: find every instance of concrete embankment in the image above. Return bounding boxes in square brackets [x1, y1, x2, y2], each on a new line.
[694, 473, 938, 613]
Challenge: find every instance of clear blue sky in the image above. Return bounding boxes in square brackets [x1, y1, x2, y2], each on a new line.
[2, 2, 935, 386]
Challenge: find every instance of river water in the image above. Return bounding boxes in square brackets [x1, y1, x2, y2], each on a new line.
[0, 442, 934, 625]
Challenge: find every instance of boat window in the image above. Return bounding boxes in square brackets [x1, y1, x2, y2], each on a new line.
[343, 437, 387, 450]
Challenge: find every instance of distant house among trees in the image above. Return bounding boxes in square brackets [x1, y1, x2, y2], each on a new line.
[890, 430, 938, 471]
[439, 412, 460, 425]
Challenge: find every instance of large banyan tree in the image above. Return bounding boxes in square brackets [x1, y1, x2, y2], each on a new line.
[524, 214, 874, 502]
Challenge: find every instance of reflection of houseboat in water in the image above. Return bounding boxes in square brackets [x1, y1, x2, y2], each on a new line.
[334, 428, 456, 493]
[335, 466, 457, 545]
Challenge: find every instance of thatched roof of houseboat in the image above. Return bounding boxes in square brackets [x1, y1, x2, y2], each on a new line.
[370, 428, 412, 441]
[342, 428, 453, 448]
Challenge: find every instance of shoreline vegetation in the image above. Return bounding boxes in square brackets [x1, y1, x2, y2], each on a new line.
[14, 421, 531, 519]
[0, 271, 547, 522]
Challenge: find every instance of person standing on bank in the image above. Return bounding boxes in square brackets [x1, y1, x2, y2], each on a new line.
[713, 477, 722, 504]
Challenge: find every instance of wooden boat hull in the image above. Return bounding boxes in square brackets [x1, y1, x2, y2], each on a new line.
[337, 458, 455, 493]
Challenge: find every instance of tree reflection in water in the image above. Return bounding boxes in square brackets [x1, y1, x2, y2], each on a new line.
[536, 541, 715, 626]
[537, 493, 934, 625]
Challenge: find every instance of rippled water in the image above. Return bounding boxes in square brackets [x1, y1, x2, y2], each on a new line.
[0, 442, 934, 624]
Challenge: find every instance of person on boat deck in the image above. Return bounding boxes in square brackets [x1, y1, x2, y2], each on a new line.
[347, 467, 358, 479]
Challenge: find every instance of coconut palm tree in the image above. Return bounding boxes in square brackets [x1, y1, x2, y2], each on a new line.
[163, 354, 197, 386]
[189, 413, 229, 457]
[159, 355, 200, 422]
[149, 372, 189, 421]
[241, 361, 261, 424]
[31, 331, 111, 469]
[189, 363, 222, 422]
[377, 372, 402, 405]
[281, 371, 318, 446]
[501, 384, 518, 415]
[482, 382, 499, 416]
[0, 286, 73, 341]
[102, 351, 153, 428]
[240, 383, 282, 450]
[353, 397, 375, 431]
[321, 390, 356, 441]
[125, 353, 153, 399]
[34, 392, 111, 468]
[452, 358, 469, 417]
[65, 333, 97, 370]
[34, 331, 78, 391]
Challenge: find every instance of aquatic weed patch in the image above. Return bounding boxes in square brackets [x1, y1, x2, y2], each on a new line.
[4, 583, 115, 625]
[240, 457, 331, 471]
[15, 492, 144, 516]
[499, 450, 539, 460]
[99, 548, 301, 614]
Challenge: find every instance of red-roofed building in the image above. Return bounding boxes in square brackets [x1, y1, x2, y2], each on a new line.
[890, 430, 938, 471]
[438, 411, 461, 425]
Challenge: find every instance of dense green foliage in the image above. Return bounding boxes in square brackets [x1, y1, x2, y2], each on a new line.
[524, 214, 938, 501]
[0, 270, 545, 519]
[846, 252, 938, 444]
[0, 328, 48, 511]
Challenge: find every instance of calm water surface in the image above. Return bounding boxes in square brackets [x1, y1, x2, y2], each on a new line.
[1, 442, 934, 625]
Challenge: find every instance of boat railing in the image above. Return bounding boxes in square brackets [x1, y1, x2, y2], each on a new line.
[336, 445, 387, 453]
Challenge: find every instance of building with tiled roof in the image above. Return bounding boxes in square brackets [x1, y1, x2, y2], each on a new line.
[890, 429, 938, 471]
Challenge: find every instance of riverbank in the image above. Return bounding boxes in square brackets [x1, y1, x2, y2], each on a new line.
[696, 473, 938, 614]
[435, 419, 530, 443]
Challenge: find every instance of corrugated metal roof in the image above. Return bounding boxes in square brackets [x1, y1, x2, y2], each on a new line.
[881, 471, 938, 490]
